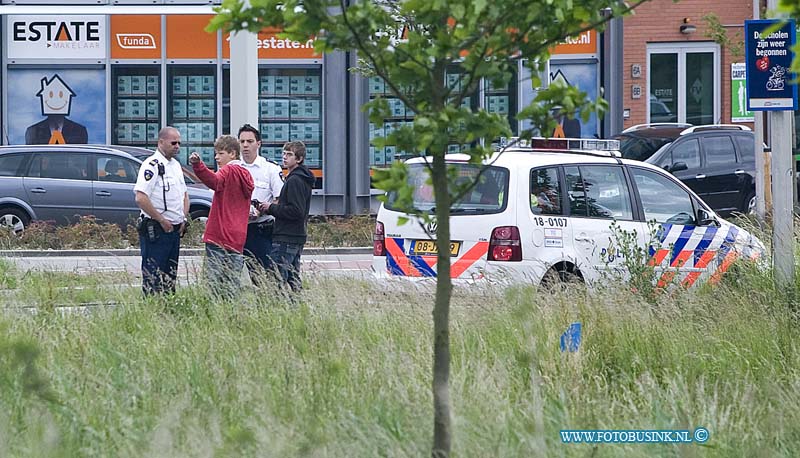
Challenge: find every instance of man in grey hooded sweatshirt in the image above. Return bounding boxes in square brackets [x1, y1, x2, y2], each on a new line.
[259, 141, 315, 292]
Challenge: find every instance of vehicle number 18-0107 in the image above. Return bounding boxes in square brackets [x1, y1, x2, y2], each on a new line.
[533, 217, 568, 227]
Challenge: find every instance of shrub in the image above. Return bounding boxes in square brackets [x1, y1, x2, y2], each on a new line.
[307, 214, 374, 247]
[0, 215, 375, 250]
[0, 217, 127, 250]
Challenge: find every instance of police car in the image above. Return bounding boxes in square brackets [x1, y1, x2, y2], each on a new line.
[372, 137, 765, 287]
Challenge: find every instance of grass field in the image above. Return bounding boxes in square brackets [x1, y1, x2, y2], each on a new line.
[1, 230, 800, 456]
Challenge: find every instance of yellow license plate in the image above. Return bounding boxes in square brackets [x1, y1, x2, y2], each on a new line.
[411, 240, 461, 256]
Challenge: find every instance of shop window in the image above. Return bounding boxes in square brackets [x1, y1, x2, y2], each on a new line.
[224, 66, 323, 188]
[368, 77, 414, 166]
[369, 65, 481, 168]
[112, 66, 160, 150]
[484, 73, 518, 136]
[168, 65, 216, 166]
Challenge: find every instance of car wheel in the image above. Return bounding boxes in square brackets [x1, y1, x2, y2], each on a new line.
[744, 192, 756, 215]
[0, 207, 30, 235]
[540, 263, 584, 290]
[189, 208, 209, 225]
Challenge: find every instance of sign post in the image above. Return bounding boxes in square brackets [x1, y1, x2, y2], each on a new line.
[745, 19, 797, 285]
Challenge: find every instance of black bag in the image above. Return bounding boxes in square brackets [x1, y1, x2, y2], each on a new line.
[137, 216, 160, 242]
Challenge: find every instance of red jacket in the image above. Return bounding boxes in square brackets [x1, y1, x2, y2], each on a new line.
[192, 160, 254, 253]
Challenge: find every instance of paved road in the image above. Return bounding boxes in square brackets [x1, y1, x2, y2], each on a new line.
[7, 253, 375, 280]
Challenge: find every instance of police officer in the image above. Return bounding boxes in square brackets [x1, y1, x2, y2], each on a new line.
[238, 124, 284, 284]
[134, 126, 189, 295]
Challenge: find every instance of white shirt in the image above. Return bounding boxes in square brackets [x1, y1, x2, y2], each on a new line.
[240, 155, 284, 224]
[133, 149, 188, 224]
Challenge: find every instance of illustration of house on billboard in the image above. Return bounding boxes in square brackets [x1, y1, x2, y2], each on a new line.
[25, 74, 88, 145]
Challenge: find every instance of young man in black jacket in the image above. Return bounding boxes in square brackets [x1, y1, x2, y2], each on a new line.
[260, 141, 315, 291]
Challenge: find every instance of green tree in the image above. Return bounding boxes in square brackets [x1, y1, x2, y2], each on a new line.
[209, 1, 645, 455]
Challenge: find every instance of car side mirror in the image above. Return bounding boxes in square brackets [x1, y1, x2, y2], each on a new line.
[670, 162, 688, 172]
[697, 208, 718, 226]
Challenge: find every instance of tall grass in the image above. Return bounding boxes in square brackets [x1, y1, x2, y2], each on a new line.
[1, 241, 800, 456]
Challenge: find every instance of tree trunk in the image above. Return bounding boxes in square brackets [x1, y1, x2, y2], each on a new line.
[431, 151, 452, 458]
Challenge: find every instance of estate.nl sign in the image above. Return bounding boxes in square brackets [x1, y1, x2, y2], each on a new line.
[7, 16, 107, 60]
[744, 19, 797, 111]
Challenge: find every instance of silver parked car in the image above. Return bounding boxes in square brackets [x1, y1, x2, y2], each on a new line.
[0, 144, 213, 234]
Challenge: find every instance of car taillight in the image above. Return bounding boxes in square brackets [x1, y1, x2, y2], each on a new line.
[373, 221, 386, 256]
[488, 226, 522, 262]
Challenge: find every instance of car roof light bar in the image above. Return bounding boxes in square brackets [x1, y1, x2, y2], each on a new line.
[498, 137, 621, 157]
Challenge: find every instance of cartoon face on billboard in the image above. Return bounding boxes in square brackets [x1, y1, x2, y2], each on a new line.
[7, 69, 106, 145]
[37, 75, 76, 116]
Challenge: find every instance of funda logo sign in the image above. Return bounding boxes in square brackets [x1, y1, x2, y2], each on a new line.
[116, 33, 156, 49]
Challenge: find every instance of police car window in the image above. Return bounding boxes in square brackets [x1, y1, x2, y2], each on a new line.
[703, 136, 736, 167]
[97, 155, 137, 184]
[579, 165, 633, 220]
[26, 153, 90, 180]
[530, 167, 562, 215]
[670, 138, 701, 169]
[564, 166, 587, 216]
[631, 167, 696, 225]
[0, 154, 25, 177]
[387, 163, 509, 213]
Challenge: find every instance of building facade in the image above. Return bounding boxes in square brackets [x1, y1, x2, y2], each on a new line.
[622, 0, 756, 129]
[0, 1, 655, 215]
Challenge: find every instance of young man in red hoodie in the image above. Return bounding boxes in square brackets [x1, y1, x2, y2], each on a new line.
[189, 135, 254, 298]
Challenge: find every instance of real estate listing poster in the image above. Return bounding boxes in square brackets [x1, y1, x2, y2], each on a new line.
[7, 68, 107, 145]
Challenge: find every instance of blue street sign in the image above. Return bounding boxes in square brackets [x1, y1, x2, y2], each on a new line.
[745, 19, 798, 111]
[560, 322, 582, 353]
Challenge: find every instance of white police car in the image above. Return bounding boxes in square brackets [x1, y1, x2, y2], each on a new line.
[372, 138, 765, 287]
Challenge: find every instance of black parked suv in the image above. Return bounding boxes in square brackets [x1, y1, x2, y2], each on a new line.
[616, 123, 693, 162]
[617, 124, 757, 217]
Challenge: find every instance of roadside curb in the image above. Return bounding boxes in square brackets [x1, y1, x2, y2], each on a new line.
[0, 247, 373, 257]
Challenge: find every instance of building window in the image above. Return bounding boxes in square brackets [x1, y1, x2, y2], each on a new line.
[112, 66, 160, 150]
[167, 65, 217, 166]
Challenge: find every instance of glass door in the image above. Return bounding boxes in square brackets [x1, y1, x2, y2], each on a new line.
[685, 52, 715, 125]
[647, 43, 719, 125]
[649, 54, 678, 123]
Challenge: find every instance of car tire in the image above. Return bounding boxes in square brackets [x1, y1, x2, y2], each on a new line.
[189, 208, 209, 225]
[743, 191, 756, 215]
[0, 207, 31, 235]
[540, 263, 583, 290]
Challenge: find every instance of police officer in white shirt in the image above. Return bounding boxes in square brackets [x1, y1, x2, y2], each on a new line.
[237, 124, 284, 284]
[134, 126, 190, 295]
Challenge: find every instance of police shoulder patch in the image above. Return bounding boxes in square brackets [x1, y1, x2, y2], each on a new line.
[144, 170, 154, 181]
